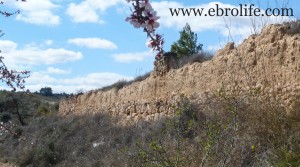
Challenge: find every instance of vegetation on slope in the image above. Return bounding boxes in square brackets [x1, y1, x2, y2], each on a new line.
[0, 90, 299, 167]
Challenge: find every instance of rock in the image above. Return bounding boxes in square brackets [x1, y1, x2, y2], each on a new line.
[59, 23, 300, 122]
[153, 52, 178, 77]
[214, 42, 235, 58]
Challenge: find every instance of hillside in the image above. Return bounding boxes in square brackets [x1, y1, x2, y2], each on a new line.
[0, 91, 60, 123]
[60, 23, 300, 122]
[0, 22, 299, 167]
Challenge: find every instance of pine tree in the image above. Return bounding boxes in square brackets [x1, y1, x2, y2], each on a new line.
[171, 23, 203, 58]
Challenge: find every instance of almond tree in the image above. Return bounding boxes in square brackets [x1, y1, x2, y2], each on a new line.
[125, 0, 165, 60]
[0, 0, 29, 137]
[0, 0, 29, 91]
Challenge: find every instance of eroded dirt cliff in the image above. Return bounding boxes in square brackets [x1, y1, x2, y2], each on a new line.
[59, 23, 300, 122]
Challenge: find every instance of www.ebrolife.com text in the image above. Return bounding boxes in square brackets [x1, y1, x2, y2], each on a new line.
[169, 4, 294, 17]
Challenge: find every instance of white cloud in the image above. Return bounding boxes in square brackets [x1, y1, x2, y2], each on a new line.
[111, 51, 153, 63]
[66, 3, 103, 23]
[45, 40, 53, 46]
[0, 40, 83, 67]
[66, 0, 124, 23]
[0, 40, 17, 52]
[46, 67, 71, 74]
[10, 0, 61, 26]
[25, 72, 133, 93]
[68, 38, 117, 50]
[26, 72, 57, 85]
[152, 1, 293, 39]
[62, 73, 132, 86]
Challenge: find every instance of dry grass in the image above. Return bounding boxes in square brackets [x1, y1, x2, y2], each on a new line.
[98, 72, 151, 92]
[176, 51, 213, 68]
[284, 20, 300, 34]
[1, 90, 299, 166]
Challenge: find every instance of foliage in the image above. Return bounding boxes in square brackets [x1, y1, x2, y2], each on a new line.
[0, 92, 26, 125]
[0, 91, 59, 137]
[174, 97, 197, 138]
[284, 20, 300, 34]
[171, 23, 203, 58]
[132, 71, 151, 83]
[99, 72, 150, 92]
[274, 147, 300, 167]
[0, 113, 11, 123]
[133, 98, 198, 167]
[37, 105, 50, 116]
[0, 93, 300, 166]
[176, 51, 213, 68]
[19, 144, 59, 167]
[39, 87, 53, 96]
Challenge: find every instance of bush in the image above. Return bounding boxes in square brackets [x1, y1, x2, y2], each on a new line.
[171, 23, 203, 58]
[99, 72, 150, 92]
[37, 106, 50, 116]
[100, 79, 128, 92]
[0, 113, 11, 123]
[177, 51, 213, 68]
[1, 90, 300, 167]
[274, 148, 300, 167]
[32, 146, 58, 167]
[174, 97, 198, 138]
[13, 127, 23, 138]
[129, 97, 199, 167]
[284, 20, 300, 34]
[132, 72, 151, 83]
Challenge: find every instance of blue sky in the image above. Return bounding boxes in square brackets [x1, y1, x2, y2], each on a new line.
[0, 0, 299, 93]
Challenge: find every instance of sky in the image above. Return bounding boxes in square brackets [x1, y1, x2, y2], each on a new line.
[0, 0, 299, 93]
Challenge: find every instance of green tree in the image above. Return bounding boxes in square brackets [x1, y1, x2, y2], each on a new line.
[40, 87, 53, 96]
[171, 23, 203, 58]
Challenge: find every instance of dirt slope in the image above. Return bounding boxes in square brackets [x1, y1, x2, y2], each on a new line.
[59, 23, 300, 122]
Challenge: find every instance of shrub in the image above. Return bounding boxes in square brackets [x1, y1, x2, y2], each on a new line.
[177, 51, 213, 68]
[132, 72, 151, 83]
[32, 146, 58, 167]
[99, 72, 150, 92]
[0, 113, 11, 123]
[274, 147, 300, 167]
[100, 79, 128, 92]
[2, 90, 300, 167]
[129, 97, 199, 167]
[284, 20, 300, 34]
[13, 127, 22, 138]
[174, 97, 198, 138]
[171, 23, 203, 58]
[37, 106, 50, 116]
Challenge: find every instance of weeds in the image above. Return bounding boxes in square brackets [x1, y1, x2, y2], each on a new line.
[176, 51, 213, 68]
[1, 90, 300, 166]
[284, 20, 300, 34]
[99, 72, 151, 92]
